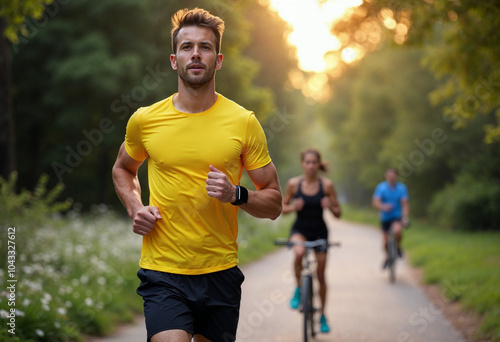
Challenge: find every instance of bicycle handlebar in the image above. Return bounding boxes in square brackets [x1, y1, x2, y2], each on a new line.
[274, 238, 341, 248]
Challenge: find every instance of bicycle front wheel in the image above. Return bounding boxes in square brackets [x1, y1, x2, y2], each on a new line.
[302, 274, 314, 342]
[388, 236, 397, 283]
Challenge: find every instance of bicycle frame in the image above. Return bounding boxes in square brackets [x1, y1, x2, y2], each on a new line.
[387, 227, 397, 283]
[275, 238, 340, 342]
[386, 219, 410, 283]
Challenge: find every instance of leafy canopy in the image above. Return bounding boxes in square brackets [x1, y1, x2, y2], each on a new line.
[332, 0, 500, 143]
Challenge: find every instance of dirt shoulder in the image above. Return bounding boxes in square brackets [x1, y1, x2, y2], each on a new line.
[411, 267, 490, 342]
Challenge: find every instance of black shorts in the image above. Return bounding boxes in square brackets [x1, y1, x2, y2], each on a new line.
[136, 266, 245, 342]
[381, 218, 402, 232]
[290, 222, 329, 253]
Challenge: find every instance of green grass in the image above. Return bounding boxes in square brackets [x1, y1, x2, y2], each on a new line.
[237, 213, 293, 265]
[342, 205, 500, 342]
[404, 222, 500, 341]
[340, 204, 379, 226]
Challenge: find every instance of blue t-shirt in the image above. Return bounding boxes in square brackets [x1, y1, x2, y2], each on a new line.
[373, 181, 409, 222]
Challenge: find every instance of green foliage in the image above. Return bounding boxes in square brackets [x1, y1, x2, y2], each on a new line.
[430, 172, 500, 231]
[332, 0, 500, 143]
[0, 0, 53, 43]
[0, 212, 142, 341]
[0, 172, 72, 228]
[321, 46, 453, 212]
[404, 222, 500, 341]
[11, 0, 293, 211]
[237, 213, 293, 265]
[321, 42, 500, 223]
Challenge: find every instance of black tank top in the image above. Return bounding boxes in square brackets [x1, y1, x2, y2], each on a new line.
[291, 179, 328, 240]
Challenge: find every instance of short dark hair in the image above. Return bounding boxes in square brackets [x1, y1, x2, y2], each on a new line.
[171, 8, 225, 54]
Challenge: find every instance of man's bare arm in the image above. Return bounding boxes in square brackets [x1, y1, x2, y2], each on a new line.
[242, 162, 282, 220]
[206, 162, 282, 220]
[402, 198, 410, 225]
[372, 197, 392, 212]
[112, 143, 161, 235]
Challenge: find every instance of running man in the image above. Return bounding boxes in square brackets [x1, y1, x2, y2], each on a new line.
[112, 8, 282, 342]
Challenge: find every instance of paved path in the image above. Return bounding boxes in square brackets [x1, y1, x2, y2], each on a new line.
[88, 213, 466, 342]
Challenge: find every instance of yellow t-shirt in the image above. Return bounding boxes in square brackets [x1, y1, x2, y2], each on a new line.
[124, 94, 271, 275]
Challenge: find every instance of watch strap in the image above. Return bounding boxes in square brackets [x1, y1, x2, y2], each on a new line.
[231, 185, 248, 205]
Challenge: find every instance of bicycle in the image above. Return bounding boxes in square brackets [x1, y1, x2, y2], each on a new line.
[275, 238, 341, 342]
[386, 226, 397, 283]
[386, 220, 410, 283]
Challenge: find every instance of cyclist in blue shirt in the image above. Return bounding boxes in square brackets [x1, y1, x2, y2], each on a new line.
[372, 168, 410, 268]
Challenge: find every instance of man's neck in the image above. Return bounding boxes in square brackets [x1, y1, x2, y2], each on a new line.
[173, 80, 218, 113]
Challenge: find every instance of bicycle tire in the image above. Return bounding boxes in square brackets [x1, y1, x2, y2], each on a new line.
[302, 274, 314, 342]
[388, 235, 396, 283]
[309, 275, 316, 338]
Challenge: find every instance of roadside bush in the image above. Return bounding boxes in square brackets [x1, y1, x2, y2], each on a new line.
[0, 173, 142, 341]
[0, 211, 143, 341]
[0, 172, 73, 227]
[429, 173, 500, 231]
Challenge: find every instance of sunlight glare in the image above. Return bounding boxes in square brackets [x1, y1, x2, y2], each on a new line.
[341, 47, 357, 64]
[268, 0, 362, 73]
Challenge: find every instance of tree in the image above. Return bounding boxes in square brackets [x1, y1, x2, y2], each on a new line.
[320, 46, 453, 213]
[0, 0, 53, 179]
[331, 0, 500, 143]
[11, 0, 291, 209]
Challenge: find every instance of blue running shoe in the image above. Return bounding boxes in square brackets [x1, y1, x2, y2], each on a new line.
[320, 314, 330, 333]
[290, 287, 301, 309]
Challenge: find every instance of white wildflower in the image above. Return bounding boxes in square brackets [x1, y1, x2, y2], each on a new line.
[84, 297, 94, 307]
[80, 275, 89, 284]
[75, 245, 85, 254]
[41, 293, 52, 306]
[23, 266, 34, 275]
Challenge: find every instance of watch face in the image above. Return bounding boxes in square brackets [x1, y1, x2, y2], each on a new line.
[231, 186, 242, 205]
[236, 186, 241, 201]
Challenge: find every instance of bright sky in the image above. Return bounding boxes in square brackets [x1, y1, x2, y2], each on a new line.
[268, 0, 363, 73]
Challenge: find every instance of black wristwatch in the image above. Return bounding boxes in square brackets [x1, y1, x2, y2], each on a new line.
[231, 185, 248, 206]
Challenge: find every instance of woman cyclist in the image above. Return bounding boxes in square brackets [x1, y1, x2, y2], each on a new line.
[282, 148, 341, 333]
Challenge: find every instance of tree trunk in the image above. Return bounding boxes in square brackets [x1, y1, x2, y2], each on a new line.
[0, 17, 16, 179]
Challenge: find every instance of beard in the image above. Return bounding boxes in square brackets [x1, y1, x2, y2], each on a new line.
[177, 61, 217, 88]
